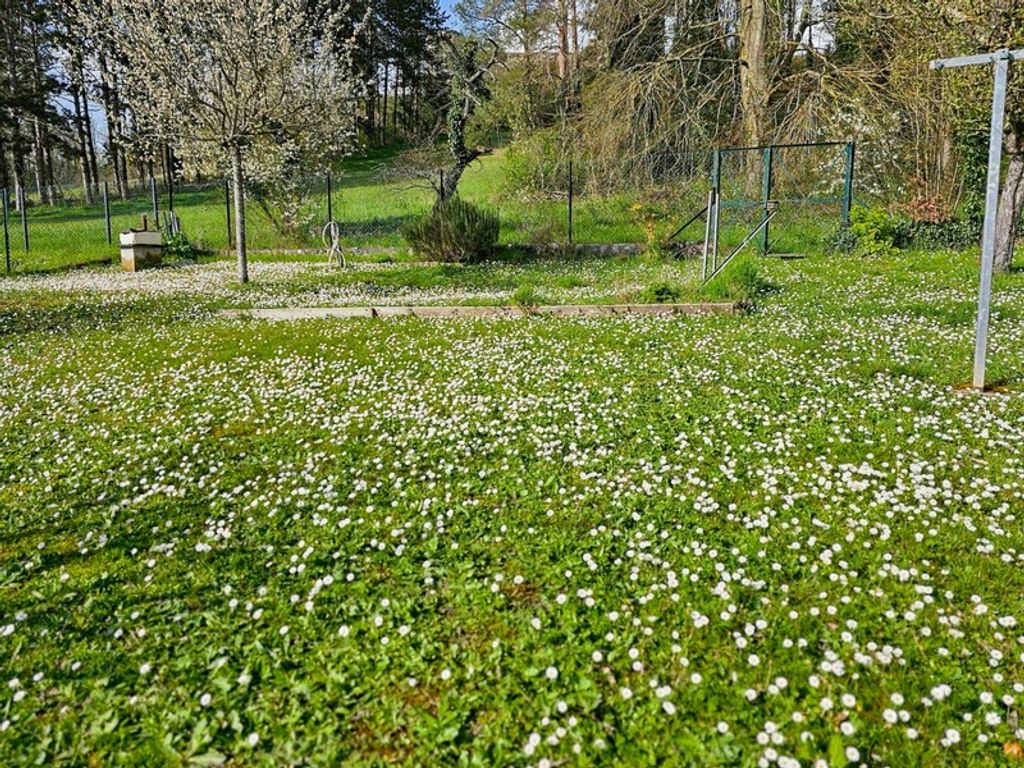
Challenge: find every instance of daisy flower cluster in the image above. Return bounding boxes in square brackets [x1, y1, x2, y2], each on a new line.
[0, 249, 1023, 766]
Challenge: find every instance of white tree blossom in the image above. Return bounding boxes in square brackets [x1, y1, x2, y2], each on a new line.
[97, 0, 365, 282]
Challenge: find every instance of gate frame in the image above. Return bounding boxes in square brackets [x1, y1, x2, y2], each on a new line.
[706, 140, 856, 271]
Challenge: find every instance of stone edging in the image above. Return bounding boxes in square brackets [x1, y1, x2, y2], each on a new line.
[220, 303, 741, 321]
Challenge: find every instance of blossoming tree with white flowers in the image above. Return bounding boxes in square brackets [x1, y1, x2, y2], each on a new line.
[96, 0, 364, 283]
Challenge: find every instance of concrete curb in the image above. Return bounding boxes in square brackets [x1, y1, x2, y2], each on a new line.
[220, 303, 741, 321]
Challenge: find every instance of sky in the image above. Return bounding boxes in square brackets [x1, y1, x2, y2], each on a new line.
[439, 0, 459, 27]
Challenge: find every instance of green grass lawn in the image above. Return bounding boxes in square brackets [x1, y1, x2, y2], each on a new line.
[2, 249, 1024, 766]
[0, 250, 746, 311]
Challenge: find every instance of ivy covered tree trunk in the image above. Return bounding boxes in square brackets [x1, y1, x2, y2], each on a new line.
[994, 126, 1024, 274]
[439, 66, 475, 203]
[437, 37, 497, 205]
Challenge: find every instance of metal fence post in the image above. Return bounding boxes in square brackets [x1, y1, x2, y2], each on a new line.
[19, 187, 28, 252]
[931, 48, 1024, 390]
[326, 171, 333, 222]
[150, 176, 159, 228]
[842, 142, 856, 224]
[2, 189, 10, 273]
[567, 159, 574, 245]
[701, 188, 714, 281]
[761, 146, 774, 254]
[973, 54, 1009, 389]
[711, 149, 721, 273]
[102, 181, 112, 244]
[225, 179, 232, 247]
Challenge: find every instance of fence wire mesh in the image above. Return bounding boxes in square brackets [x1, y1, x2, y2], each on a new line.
[714, 142, 853, 258]
[1, 142, 858, 273]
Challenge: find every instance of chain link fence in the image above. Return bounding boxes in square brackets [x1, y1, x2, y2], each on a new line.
[1, 143, 860, 274]
[713, 142, 854, 261]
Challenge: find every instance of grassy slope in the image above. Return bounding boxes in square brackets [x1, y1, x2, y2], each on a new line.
[1, 251, 1024, 766]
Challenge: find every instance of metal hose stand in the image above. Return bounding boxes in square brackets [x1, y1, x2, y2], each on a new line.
[321, 220, 345, 268]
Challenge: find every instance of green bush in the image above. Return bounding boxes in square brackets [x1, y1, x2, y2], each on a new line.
[504, 127, 571, 196]
[848, 205, 905, 258]
[909, 219, 980, 250]
[828, 223, 860, 254]
[162, 231, 200, 261]
[639, 281, 683, 304]
[403, 197, 500, 264]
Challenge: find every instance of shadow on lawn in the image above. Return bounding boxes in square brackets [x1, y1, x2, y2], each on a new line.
[337, 215, 419, 239]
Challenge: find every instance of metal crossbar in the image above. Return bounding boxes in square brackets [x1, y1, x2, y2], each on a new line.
[931, 49, 1024, 71]
[718, 140, 848, 154]
[666, 204, 709, 242]
[704, 209, 777, 283]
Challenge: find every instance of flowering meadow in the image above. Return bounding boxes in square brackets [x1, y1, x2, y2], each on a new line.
[0, 255, 707, 310]
[2, 251, 1024, 766]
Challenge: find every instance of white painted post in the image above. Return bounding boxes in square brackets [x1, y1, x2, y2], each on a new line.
[709, 191, 720, 276]
[701, 189, 714, 281]
[931, 49, 1024, 390]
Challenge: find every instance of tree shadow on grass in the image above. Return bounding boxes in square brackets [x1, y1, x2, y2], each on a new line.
[5, 255, 115, 276]
[336, 214, 420, 239]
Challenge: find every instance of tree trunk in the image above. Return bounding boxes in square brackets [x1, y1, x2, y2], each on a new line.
[98, 53, 125, 200]
[70, 84, 92, 203]
[32, 119, 45, 204]
[556, 0, 570, 110]
[412, 77, 420, 136]
[231, 145, 248, 283]
[28, 22, 50, 205]
[381, 62, 389, 146]
[77, 63, 99, 193]
[994, 129, 1024, 274]
[739, 0, 768, 149]
[366, 28, 376, 141]
[11, 147, 25, 212]
[0, 149, 9, 193]
[393, 69, 399, 138]
[43, 140, 56, 202]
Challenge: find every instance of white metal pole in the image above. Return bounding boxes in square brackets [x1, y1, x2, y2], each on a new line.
[701, 189, 713, 281]
[710, 193, 720, 275]
[931, 48, 1024, 390]
[973, 52, 1010, 390]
